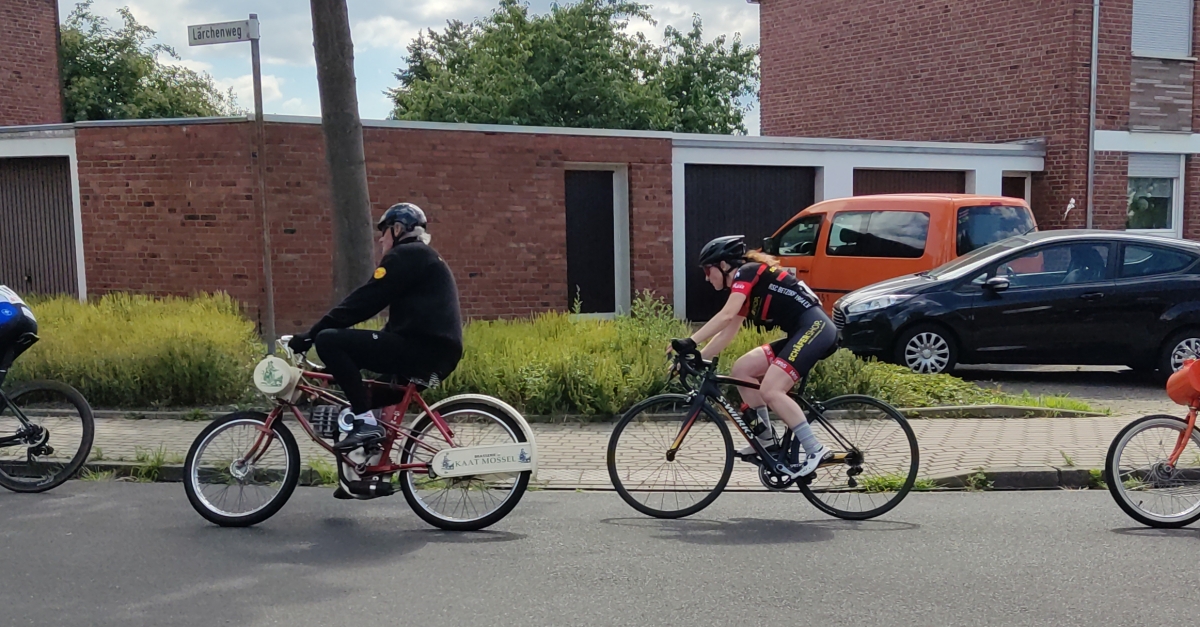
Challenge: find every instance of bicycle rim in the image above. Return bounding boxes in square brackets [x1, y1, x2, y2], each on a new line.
[607, 394, 732, 519]
[798, 395, 919, 520]
[0, 381, 94, 492]
[399, 402, 529, 530]
[1108, 415, 1200, 528]
[188, 416, 296, 520]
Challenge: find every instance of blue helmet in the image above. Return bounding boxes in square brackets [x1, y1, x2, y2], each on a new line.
[377, 202, 427, 234]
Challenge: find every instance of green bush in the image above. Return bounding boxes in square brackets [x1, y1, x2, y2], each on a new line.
[5, 290, 1091, 414]
[9, 292, 260, 407]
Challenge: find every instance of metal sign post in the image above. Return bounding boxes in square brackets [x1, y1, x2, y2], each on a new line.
[188, 15, 277, 355]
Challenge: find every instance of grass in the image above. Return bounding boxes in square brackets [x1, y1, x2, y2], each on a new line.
[309, 457, 338, 487]
[1060, 451, 1076, 467]
[1088, 468, 1107, 490]
[90, 446, 104, 462]
[966, 468, 993, 491]
[80, 468, 116, 482]
[182, 409, 211, 422]
[132, 445, 171, 482]
[859, 473, 937, 492]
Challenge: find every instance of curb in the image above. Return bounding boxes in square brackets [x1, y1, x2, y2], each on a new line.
[79, 462, 1108, 491]
[930, 466, 1105, 490]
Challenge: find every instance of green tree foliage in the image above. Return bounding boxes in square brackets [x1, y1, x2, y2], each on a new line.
[389, 0, 758, 134]
[59, 1, 241, 122]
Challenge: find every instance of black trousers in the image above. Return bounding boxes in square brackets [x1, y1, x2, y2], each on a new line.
[314, 328, 461, 414]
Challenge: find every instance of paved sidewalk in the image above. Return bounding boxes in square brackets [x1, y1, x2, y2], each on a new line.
[82, 413, 1150, 489]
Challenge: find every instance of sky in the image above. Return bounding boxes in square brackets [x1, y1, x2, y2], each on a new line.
[59, 0, 762, 134]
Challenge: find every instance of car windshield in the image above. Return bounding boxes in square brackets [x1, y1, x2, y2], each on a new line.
[925, 236, 1029, 279]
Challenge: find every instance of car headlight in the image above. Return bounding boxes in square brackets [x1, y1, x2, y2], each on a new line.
[846, 295, 913, 314]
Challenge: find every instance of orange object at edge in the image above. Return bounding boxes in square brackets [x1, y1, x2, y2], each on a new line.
[1166, 359, 1200, 407]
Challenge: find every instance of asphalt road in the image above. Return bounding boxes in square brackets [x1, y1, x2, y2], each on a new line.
[1, 483, 1195, 627]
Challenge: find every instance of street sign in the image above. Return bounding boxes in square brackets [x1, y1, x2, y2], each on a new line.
[187, 19, 259, 46]
[184, 15, 277, 355]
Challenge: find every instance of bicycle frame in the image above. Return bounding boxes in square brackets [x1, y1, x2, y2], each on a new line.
[241, 370, 460, 477]
[1167, 404, 1200, 467]
[669, 363, 857, 474]
[0, 389, 39, 450]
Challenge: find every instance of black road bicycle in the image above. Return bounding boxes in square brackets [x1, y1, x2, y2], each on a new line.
[606, 339, 919, 520]
[0, 332, 94, 492]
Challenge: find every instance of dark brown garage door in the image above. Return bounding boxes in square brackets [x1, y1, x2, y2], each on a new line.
[0, 157, 78, 296]
[853, 169, 966, 196]
[684, 165, 816, 321]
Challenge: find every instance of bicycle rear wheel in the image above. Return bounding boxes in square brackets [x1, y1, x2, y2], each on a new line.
[1105, 414, 1200, 528]
[397, 400, 531, 531]
[797, 394, 919, 520]
[607, 394, 733, 519]
[0, 380, 94, 493]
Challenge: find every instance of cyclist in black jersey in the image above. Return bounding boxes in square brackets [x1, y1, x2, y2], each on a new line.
[674, 235, 838, 479]
[288, 203, 463, 459]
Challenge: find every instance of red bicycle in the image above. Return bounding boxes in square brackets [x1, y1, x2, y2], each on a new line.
[182, 337, 537, 530]
[1105, 358, 1200, 528]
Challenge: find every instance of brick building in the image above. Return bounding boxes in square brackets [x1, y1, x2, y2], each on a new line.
[1, 1, 1051, 327]
[757, 0, 1197, 239]
[0, 0, 61, 126]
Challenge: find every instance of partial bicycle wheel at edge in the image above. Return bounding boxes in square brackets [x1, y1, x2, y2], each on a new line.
[0, 380, 95, 493]
[798, 394, 919, 520]
[607, 394, 733, 519]
[183, 411, 301, 527]
[1105, 414, 1200, 529]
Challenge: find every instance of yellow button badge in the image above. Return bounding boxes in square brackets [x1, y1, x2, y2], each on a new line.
[373, 267, 387, 280]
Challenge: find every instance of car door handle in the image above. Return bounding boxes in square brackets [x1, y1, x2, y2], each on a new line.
[1079, 292, 1105, 301]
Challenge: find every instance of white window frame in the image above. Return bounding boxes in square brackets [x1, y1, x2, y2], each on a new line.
[1126, 153, 1185, 239]
[1132, 0, 1196, 60]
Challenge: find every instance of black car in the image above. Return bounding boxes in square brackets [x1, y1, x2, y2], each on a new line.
[832, 230, 1200, 375]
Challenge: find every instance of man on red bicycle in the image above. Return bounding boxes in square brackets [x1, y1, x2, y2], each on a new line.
[288, 203, 463, 455]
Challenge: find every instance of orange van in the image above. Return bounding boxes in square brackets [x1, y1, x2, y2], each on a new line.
[761, 194, 1037, 314]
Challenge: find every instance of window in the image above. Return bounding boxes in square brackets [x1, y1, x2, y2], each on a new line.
[826, 211, 929, 258]
[956, 205, 1036, 256]
[777, 216, 822, 256]
[1120, 244, 1195, 278]
[984, 243, 1111, 289]
[1127, 154, 1183, 233]
[1132, 0, 1193, 58]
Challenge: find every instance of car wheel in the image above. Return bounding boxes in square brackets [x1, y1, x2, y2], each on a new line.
[895, 324, 959, 375]
[1159, 329, 1200, 375]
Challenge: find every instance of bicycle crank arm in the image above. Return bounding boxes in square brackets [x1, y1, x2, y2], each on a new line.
[430, 443, 535, 479]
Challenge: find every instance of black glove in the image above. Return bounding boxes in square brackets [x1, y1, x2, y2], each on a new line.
[671, 337, 698, 355]
[288, 332, 314, 354]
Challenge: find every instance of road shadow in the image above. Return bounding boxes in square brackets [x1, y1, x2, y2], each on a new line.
[957, 366, 1159, 390]
[601, 516, 918, 546]
[1110, 526, 1200, 539]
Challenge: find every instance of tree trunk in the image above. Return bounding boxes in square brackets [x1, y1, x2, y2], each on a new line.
[309, 0, 373, 301]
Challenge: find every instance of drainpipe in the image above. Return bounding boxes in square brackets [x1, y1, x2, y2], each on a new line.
[1086, 0, 1100, 229]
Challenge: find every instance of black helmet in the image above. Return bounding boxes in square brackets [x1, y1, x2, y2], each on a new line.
[698, 235, 746, 267]
[377, 202, 427, 233]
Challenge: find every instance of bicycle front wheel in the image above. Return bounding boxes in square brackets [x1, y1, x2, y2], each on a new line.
[607, 394, 733, 519]
[1106, 414, 1200, 528]
[0, 380, 95, 493]
[183, 411, 301, 527]
[798, 394, 919, 520]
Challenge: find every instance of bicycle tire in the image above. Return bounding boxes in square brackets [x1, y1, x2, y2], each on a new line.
[1105, 414, 1200, 529]
[797, 394, 919, 520]
[183, 411, 301, 527]
[398, 400, 531, 531]
[0, 380, 95, 493]
[607, 393, 733, 519]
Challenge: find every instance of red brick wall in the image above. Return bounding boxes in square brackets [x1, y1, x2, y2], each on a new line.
[76, 121, 673, 331]
[758, 0, 1133, 230]
[0, 0, 61, 126]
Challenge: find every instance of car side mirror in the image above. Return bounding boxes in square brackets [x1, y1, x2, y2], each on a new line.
[984, 276, 1010, 292]
[762, 237, 778, 255]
